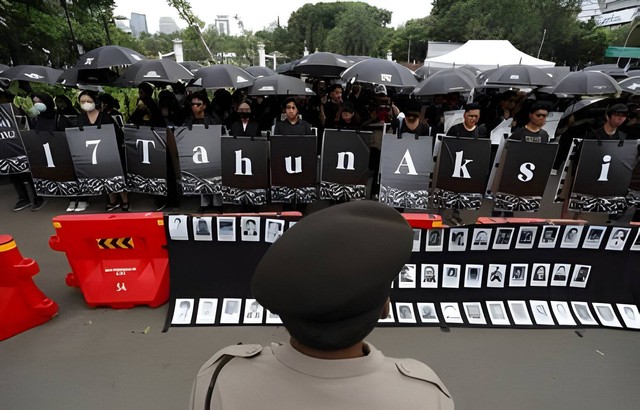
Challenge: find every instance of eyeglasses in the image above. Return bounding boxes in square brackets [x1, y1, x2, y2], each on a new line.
[285, 105, 297, 109]
[191, 102, 202, 107]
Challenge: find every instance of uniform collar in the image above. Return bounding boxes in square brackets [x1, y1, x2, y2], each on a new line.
[271, 341, 384, 378]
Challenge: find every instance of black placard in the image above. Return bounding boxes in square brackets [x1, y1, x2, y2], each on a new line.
[573, 140, 637, 197]
[498, 141, 558, 197]
[124, 126, 168, 195]
[173, 124, 223, 194]
[221, 137, 269, 189]
[435, 136, 491, 193]
[0, 103, 29, 174]
[320, 129, 371, 185]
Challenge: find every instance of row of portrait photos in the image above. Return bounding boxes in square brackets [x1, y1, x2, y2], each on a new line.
[416, 225, 640, 252]
[167, 215, 296, 243]
[170, 297, 640, 329]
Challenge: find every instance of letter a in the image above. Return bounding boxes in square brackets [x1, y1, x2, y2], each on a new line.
[452, 151, 473, 178]
[193, 146, 209, 164]
[394, 149, 418, 175]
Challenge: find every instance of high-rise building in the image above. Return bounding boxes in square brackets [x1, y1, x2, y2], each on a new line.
[579, 0, 640, 27]
[159, 17, 180, 35]
[215, 15, 230, 35]
[130, 13, 148, 37]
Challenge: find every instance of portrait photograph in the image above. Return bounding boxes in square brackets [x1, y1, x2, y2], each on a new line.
[515, 226, 538, 249]
[616, 304, 640, 329]
[538, 225, 560, 248]
[508, 300, 533, 325]
[492, 227, 515, 250]
[398, 264, 416, 289]
[592, 303, 622, 328]
[440, 302, 464, 324]
[243, 299, 264, 324]
[463, 302, 486, 325]
[508, 263, 528, 287]
[631, 229, 640, 251]
[442, 264, 461, 288]
[551, 301, 576, 326]
[486, 301, 510, 325]
[216, 217, 237, 242]
[378, 306, 396, 323]
[530, 263, 551, 287]
[195, 298, 218, 325]
[265, 310, 283, 324]
[193, 216, 213, 241]
[171, 298, 194, 325]
[420, 264, 439, 288]
[168, 215, 189, 241]
[530, 300, 555, 326]
[550, 263, 571, 287]
[464, 264, 484, 288]
[448, 228, 468, 252]
[582, 226, 606, 249]
[396, 303, 417, 323]
[240, 216, 261, 242]
[569, 264, 591, 288]
[220, 298, 242, 324]
[417, 303, 439, 323]
[425, 229, 444, 252]
[571, 302, 598, 326]
[605, 227, 631, 251]
[265, 219, 285, 243]
[560, 225, 583, 249]
[486, 264, 507, 288]
[412, 229, 422, 252]
[470, 228, 491, 251]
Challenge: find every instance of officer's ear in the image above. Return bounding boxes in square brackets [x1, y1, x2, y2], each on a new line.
[380, 297, 391, 319]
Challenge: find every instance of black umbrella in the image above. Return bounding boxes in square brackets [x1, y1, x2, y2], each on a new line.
[190, 64, 255, 89]
[179, 61, 204, 73]
[114, 59, 194, 86]
[0, 64, 9, 74]
[476, 68, 497, 85]
[58, 67, 120, 87]
[415, 65, 446, 80]
[341, 58, 418, 88]
[247, 74, 315, 96]
[412, 68, 477, 96]
[584, 64, 628, 79]
[293, 52, 351, 77]
[485, 64, 554, 87]
[244, 66, 277, 78]
[0, 65, 63, 84]
[276, 59, 301, 76]
[552, 71, 621, 96]
[73, 45, 146, 69]
[618, 76, 640, 95]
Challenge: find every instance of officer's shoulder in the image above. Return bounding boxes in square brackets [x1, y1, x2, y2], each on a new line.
[196, 344, 263, 376]
[393, 358, 452, 399]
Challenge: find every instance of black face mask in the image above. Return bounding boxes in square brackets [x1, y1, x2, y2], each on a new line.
[239, 112, 251, 119]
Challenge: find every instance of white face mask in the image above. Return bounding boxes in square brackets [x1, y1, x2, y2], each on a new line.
[81, 102, 95, 112]
[33, 102, 47, 113]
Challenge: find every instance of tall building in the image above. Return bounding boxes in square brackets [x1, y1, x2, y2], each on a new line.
[159, 17, 180, 35]
[129, 13, 148, 37]
[579, 0, 640, 27]
[215, 15, 230, 35]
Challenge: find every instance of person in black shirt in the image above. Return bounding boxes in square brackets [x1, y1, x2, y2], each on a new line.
[335, 102, 361, 130]
[590, 103, 627, 142]
[446, 103, 488, 139]
[229, 101, 260, 137]
[509, 103, 551, 143]
[273, 97, 314, 135]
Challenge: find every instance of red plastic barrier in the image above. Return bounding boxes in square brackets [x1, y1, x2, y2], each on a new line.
[402, 213, 443, 229]
[49, 213, 168, 309]
[0, 235, 58, 341]
[476, 217, 588, 225]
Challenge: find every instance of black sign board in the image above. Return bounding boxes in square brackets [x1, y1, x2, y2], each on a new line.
[173, 125, 223, 195]
[0, 103, 29, 174]
[320, 129, 371, 200]
[124, 126, 167, 195]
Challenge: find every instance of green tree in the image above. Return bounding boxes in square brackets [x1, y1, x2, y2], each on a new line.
[166, 0, 215, 63]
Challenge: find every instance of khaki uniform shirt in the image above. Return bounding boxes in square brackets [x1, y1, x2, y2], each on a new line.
[190, 342, 454, 409]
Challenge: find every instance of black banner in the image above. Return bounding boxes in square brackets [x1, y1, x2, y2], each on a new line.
[320, 129, 371, 200]
[0, 103, 29, 174]
[220, 137, 269, 205]
[270, 135, 318, 203]
[124, 126, 167, 196]
[379, 134, 433, 209]
[173, 125, 223, 195]
[65, 124, 126, 195]
[21, 129, 79, 196]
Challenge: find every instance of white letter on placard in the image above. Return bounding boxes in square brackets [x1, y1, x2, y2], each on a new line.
[193, 146, 209, 164]
[285, 156, 302, 174]
[597, 155, 612, 182]
[43, 142, 55, 168]
[518, 163, 535, 182]
[86, 140, 101, 165]
[234, 150, 253, 175]
[336, 152, 355, 170]
[452, 151, 473, 178]
[394, 149, 418, 175]
[136, 139, 156, 164]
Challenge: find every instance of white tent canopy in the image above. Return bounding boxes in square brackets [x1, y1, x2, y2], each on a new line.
[423, 40, 555, 70]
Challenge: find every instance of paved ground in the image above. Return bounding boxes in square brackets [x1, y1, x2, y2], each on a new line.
[1, 178, 640, 409]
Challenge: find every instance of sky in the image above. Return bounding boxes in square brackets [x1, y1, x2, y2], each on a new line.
[113, 0, 433, 35]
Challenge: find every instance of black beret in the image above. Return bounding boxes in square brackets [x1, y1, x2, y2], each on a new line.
[251, 201, 413, 350]
[607, 103, 628, 115]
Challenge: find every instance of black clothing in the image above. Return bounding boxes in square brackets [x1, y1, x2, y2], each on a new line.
[397, 120, 431, 137]
[229, 120, 260, 137]
[446, 123, 488, 139]
[509, 127, 550, 143]
[323, 100, 341, 128]
[273, 118, 313, 135]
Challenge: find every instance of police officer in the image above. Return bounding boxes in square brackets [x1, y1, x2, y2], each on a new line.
[190, 201, 454, 409]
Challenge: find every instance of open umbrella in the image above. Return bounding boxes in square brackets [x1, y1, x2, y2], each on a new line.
[179, 61, 204, 73]
[485, 64, 554, 87]
[412, 68, 477, 96]
[552, 71, 621, 96]
[341, 58, 418, 88]
[247, 74, 315, 96]
[618, 76, 640, 95]
[415, 65, 446, 80]
[276, 59, 301, 76]
[293, 52, 351, 77]
[0, 64, 9, 74]
[560, 97, 608, 120]
[114, 59, 193, 86]
[190, 64, 255, 89]
[73, 45, 146, 69]
[244, 66, 277, 78]
[584, 64, 628, 79]
[58, 67, 120, 87]
[0, 65, 63, 84]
